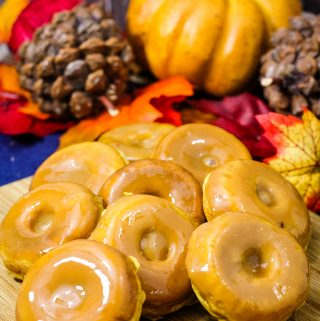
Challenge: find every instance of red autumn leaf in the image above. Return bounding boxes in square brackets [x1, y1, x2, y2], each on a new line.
[0, 101, 74, 136]
[9, 0, 81, 52]
[257, 109, 320, 213]
[150, 95, 185, 126]
[190, 93, 276, 158]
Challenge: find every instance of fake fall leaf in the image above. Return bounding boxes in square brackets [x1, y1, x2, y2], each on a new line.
[59, 76, 193, 148]
[257, 109, 320, 213]
[0, 101, 73, 136]
[0, 64, 49, 120]
[0, 0, 29, 43]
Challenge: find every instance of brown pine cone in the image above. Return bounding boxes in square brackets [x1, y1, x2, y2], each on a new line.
[260, 12, 320, 117]
[17, 3, 135, 119]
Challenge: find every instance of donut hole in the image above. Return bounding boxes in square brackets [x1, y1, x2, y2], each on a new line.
[52, 284, 86, 309]
[256, 183, 274, 207]
[202, 155, 218, 168]
[241, 247, 269, 278]
[140, 231, 169, 261]
[30, 208, 54, 234]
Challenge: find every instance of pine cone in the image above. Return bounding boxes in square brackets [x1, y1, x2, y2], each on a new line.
[17, 3, 135, 119]
[260, 12, 320, 117]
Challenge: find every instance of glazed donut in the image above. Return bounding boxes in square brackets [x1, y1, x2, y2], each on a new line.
[0, 182, 102, 278]
[16, 239, 145, 321]
[98, 123, 175, 161]
[99, 159, 205, 225]
[153, 123, 251, 184]
[203, 159, 310, 248]
[31, 141, 127, 194]
[186, 212, 309, 321]
[90, 194, 196, 319]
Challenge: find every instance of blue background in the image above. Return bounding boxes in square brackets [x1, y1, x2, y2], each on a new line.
[0, 133, 60, 185]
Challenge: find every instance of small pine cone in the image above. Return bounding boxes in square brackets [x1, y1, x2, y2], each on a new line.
[17, 3, 135, 119]
[261, 12, 320, 117]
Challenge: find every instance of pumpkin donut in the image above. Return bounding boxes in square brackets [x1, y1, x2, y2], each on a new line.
[99, 159, 205, 225]
[90, 194, 196, 319]
[16, 239, 145, 321]
[98, 123, 175, 161]
[203, 159, 310, 248]
[31, 141, 127, 194]
[186, 212, 309, 321]
[0, 182, 102, 278]
[153, 123, 251, 184]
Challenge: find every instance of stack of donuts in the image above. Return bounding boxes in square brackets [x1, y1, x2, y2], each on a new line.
[0, 123, 310, 321]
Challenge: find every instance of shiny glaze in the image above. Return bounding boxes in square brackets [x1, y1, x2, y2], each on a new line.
[90, 194, 196, 319]
[99, 123, 175, 161]
[16, 239, 144, 321]
[153, 123, 251, 185]
[31, 142, 127, 194]
[203, 160, 311, 248]
[186, 212, 309, 321]
[0, 182, 101, 277]
[99, 159, 205, 225]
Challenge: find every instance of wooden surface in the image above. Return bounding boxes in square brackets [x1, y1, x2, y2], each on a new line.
[0, 177, 319, 321]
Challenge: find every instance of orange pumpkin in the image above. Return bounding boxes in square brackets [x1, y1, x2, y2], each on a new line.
[127, 0, 301, 97]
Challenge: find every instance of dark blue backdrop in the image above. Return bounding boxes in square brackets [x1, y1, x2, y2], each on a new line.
[0, 133, 60, 185]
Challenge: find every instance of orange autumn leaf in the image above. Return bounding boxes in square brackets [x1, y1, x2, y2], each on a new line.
[0, 0, 29, 42]
[0, 65, 49, 119]
[257, 109, 320, 213]
[59, 76, 194, 148]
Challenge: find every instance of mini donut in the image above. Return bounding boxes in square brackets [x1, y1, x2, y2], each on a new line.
[186, 212, 309, 321]
[31, 141, 127, 194]
[153, 123, 251, 185]
[98, 123, 175, 161]
[16, 239, 145, 321]
[203, 159, 310, 248]
[0, 182, 102, 278]
[90, 194, 196, 319]
[99, 159, 205, 225]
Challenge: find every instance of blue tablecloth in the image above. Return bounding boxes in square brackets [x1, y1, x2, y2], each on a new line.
[0, 133, 60, 186]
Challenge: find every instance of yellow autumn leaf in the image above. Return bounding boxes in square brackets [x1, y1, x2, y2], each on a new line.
[257, 110, 320, 213]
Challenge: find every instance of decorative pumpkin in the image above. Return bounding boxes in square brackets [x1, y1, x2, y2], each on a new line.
[127, 0, 301, 97]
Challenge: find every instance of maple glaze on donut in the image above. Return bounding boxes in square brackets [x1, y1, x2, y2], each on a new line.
[90, 194, 196, 319]
[31, 142, 127, 194]
[186, 212, 309, 321]
[16, 239, 145, 321]
[98, 123, 175, 161]
[0, 182, 102, 278]
[99, 159, 205, 225]
[203, 160, 310, 247]
[153, 123, 251, 184]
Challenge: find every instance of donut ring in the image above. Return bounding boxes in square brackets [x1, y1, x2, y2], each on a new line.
[99, 159, 205, 225]
[0, 182, 102, 278]
[16, 239, 145, 321]
[186, 212, 309, 321]
[31, 142, 127, 194]
[90, 194, 196, 319]
[98, 123, 175, 161]
[203, 159, 310, 248]
[153, 123, 251, 184]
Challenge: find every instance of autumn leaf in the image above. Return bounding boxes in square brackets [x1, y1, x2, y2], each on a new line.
[257, 109, 320, 213]
[59, 76, 193, 148]
[0, 0, 29, 43]
[0, 100, 73, 136]
[0, 65, 49, 120]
